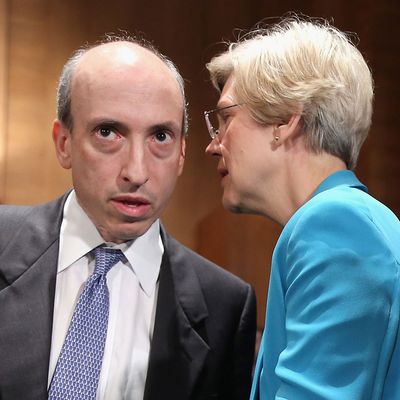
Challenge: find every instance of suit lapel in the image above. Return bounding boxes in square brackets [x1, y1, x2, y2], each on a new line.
[0, 195, 66, 398]
[144, 228, 210, 400]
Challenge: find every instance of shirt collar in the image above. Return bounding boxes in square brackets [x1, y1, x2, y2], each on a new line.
[59, 191, 163, 296]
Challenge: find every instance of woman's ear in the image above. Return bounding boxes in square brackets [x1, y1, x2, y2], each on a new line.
[273, 114, 302, 144]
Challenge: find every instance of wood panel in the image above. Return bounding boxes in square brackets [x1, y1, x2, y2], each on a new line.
[196, 0, 400, 327]
[6, 0, 72, 204]
[366, 2, 400, 216]
[3, 0, 263, 249]
[2, 0, 400, 328]
[0, 0, 9, 202]
[197, 208, 282, 328]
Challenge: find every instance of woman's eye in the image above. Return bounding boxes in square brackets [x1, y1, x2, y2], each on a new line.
[221, 111, 231, 122]
[217, 113, 227, 126]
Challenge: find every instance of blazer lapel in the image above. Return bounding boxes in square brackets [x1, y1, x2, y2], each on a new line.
[0, 195, 66, 399]
[144, 228, 210, 400]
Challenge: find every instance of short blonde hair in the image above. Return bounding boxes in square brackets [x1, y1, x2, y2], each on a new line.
[207, 18, 374, 169]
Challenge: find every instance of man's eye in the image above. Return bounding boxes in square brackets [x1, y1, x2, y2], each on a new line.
[96, 126, 119, 140]
[154, 130, 171, 143]
[100, 127, 112, 137]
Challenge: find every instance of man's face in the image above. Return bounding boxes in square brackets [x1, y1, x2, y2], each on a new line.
[53, 44, 185, 243]
[205, 75, 277, 216]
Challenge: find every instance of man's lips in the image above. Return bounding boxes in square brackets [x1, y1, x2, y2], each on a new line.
[110, 195, 151, 217]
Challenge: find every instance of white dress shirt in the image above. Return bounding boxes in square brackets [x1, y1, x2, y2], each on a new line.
[48, 191, 163, 399]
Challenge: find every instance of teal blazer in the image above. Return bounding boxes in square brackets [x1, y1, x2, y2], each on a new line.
[251, 170, 400, 400]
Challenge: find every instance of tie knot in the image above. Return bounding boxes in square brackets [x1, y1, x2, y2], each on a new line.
[94, 247, 124, 276]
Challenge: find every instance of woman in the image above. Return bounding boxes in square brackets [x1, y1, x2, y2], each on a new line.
[205, 17, 400, 400]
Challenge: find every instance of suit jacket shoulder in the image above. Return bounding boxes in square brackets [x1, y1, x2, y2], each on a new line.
[0, 194, 67, 287]
[0, 193, 68, 399]
[145, 227, 256, 400]
[165, 228, 253, 296]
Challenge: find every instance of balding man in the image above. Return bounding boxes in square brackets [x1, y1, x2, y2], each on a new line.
[0, 37, 256, 400]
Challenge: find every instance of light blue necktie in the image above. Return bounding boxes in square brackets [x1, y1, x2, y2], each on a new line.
[48, 247, 124, 400]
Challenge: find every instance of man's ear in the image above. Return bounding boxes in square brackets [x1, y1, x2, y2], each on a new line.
[273, 114, 302, 144]
[178, 134, 186, 176]
[52, 119, 72, 169]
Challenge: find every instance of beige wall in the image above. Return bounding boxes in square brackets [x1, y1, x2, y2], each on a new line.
[2, 1, 400, 327]
[5, 1, 73, 205]
[0, 0, 8, 201]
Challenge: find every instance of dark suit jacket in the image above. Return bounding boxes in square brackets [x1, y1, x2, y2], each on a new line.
[0, 193, 256, 400]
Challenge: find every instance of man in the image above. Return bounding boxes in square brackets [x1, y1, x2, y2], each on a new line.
[205, 17, 400, 399]
[0, 37, 256, 400]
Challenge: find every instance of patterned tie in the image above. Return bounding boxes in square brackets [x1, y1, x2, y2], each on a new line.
[48, 247, 124, 400]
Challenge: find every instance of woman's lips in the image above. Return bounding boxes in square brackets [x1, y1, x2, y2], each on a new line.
[218, 167, 229, 178]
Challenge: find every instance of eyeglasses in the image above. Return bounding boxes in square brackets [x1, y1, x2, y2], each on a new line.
[204, 104, 241, 139]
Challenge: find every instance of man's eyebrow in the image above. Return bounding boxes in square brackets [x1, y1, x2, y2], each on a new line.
[150, 121, 181, 133]
[87, 118, 182, 134]
[89, 119, 127, 131]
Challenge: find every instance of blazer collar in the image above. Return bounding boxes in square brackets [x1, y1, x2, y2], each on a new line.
[0, 193, 68, 286]
[144, 226, 209, 400]
[313, 170, 368, 198]
[160, 226, 208, 324]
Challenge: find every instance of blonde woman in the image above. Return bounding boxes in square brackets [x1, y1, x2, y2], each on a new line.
[205, 17, 400, 400]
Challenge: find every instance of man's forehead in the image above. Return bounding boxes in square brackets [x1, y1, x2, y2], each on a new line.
[94, 42, 142, 65]
[71, 42, 179, 96]
[77, 42, 161, 72]
[67, 42, 184, 127]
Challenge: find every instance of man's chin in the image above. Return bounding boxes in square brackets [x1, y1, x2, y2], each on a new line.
[98, 220, 154, 244]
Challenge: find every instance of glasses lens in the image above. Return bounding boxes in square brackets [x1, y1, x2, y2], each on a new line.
[208, 111, 220, 136]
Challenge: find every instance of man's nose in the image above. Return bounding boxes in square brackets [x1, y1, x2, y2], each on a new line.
[120, 144, 149, 187]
